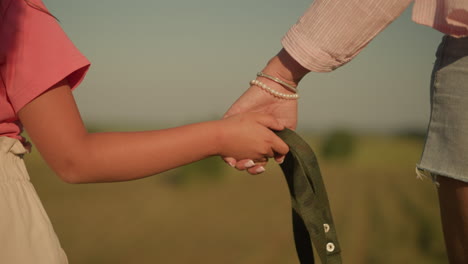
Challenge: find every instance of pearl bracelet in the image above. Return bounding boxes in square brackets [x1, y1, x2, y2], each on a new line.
[257, 72, 298, 93]
[250, 80, 299, 100]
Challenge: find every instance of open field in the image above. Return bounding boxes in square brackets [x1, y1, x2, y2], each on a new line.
[25, 132, 447, 264]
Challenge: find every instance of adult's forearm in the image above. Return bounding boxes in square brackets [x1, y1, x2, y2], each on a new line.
[262, 49, 310, 87]
[282, 0, 412, 72]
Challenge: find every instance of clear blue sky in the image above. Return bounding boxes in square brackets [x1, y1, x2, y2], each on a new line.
[45, 0, 443, 133]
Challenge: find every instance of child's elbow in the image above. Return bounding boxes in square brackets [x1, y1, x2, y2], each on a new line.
[53, 160, 88, 184]
[58, 171, 83, 184]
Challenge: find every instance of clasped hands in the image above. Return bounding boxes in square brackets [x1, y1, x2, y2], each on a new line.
[221, 49, 309, 174]
[221, 79, 298, 175]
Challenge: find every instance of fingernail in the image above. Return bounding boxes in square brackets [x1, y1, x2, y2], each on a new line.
[277, 157, 285, 164]
[228, 161, 236, 167]
[245, 160, 255, 168]
[255, 166, 265, 174]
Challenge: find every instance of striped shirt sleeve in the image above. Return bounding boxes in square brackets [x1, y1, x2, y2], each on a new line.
[281, 0, 412, 72]
[413, 0, 468, 37]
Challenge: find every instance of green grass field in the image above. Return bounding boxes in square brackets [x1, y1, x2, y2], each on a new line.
[24, 131, 447, 264]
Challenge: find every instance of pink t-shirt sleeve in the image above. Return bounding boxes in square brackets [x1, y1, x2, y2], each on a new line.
[3, 0, 90, 113]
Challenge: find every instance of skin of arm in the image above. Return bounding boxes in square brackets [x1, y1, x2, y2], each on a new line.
[18, 79, 289, 184]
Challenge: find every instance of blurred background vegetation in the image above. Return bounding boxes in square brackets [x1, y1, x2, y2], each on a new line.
[24, 126, 447, 264]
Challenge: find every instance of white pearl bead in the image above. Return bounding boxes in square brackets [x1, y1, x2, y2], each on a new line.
[250, 79, 298, 100]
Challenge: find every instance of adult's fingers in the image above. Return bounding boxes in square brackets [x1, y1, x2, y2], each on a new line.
[247, 165, 266, 175]
[234, 160, 267, 175]
[223, 157, 237, 167]
[235, 159, 256, 170]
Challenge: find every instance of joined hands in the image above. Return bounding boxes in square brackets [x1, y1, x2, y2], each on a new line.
[221, 49, 309, 175]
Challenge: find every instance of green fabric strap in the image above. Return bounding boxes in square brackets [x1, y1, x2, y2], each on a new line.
[276, 129, 342, 264]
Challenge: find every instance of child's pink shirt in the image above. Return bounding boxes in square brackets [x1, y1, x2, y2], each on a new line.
[0, 0, 90, 142]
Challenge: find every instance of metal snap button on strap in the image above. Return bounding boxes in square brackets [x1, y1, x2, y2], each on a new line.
[327, 242, 336, 253]
[276, 129, 342, 264]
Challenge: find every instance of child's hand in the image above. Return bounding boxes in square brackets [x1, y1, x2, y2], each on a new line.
[215, 112, 289, 172]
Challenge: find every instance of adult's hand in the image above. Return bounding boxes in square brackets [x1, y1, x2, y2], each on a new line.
[224, 84, 298, 129]
[223, 49, 310, 173]
[223, 83, 297, 174]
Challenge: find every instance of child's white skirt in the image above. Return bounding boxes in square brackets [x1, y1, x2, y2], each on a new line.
[0, 137, 68, 264]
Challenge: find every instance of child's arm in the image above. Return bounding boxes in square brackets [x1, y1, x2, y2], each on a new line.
[18, 79, 288, 184]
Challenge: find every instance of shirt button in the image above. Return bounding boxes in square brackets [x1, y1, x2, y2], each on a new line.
[323, 223, 330, 233]
[326, 242, 335, 253]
